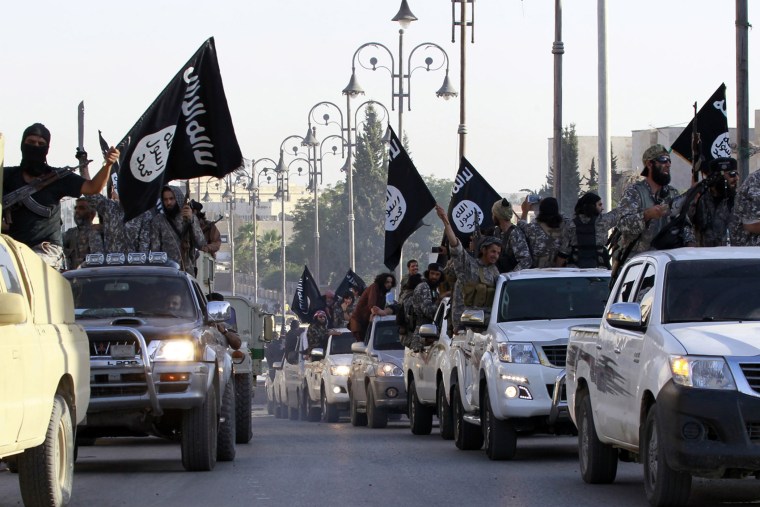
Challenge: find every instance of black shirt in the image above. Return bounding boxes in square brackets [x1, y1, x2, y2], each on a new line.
[3, 166, 85, 247]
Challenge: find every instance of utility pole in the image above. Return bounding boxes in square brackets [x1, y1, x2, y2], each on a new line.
[736, 0, 750, 180]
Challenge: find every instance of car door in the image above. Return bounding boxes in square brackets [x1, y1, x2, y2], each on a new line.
[0, 241, 33, 446]
[419, 300, 448, 402]
[595, 261, 645, 441]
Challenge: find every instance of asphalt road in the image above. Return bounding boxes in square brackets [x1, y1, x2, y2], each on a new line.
[2, 382, 760, 507]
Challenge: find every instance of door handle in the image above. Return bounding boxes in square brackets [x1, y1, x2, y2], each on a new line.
[614, 347, 621, 354]
[595, 344, 602, 350]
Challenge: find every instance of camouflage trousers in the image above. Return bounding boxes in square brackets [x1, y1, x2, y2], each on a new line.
[400, 332, 430, 353]
[32, 242, 65, 271]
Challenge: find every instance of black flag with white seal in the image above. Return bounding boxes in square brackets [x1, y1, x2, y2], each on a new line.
[334, 269, 367, 299]
[291, 265, 324, 324]
[99, 131, 120, 199]
[384, 127, 436, 271]
[671, 83, 731, 164]
[447, 157, 502, 247]
[116, 37, 243, 221]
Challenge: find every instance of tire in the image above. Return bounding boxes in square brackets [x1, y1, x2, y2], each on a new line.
[577, 391, 618, 484]
[321, 387, 339, 423]
[349, 389, 367, 427]
[298, 388, 309, 421]
[18, 394, 74, 507]
[366, 386, 388, 429]
[235, 373, 253, 443]
[438, 379, 454, 440]
[483, 391, 516, 460]
[217, 378, 236, 462]
[452, 386, 483, 450]
[288, 405, 299, 420]
[181, 385, 217, 471]
[408, 380, 433, 435]
[305, 389, 321, 422]
[643, 404, 692, 506]
[267, 399, 274, 415]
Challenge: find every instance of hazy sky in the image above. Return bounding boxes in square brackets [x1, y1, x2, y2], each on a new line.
[1, 0, 754, 194]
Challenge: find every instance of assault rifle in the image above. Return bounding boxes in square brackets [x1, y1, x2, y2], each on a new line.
[2, 161, 91, 214]
[691, 101, 702, 185]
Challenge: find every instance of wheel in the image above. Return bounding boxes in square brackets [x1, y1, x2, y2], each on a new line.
[217, 378, 236, 462]
[305, 389, 321, 422]
[408, 380, 433, 435]
[366, 386, 388, 429]
[643, 404, 692, 506]
[349, 389, 367, 427]
[298, 388, 309, 421]
[181, 386, 217, 471]
[438, 379, 454, 440]
[274, 400, 283, 419]
[288, 404, 299, 420]
[267, 398, 275, 415]
[18, 394, 74, 507]
[452, 385, 483, 450]
[577, 391, 618, 484]
[235, 372, 253, 443]
[321, 389, 339, 423]
[483, 391, 516, 460]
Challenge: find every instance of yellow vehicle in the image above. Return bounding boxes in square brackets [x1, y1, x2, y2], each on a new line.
[1, 133, 91, 507]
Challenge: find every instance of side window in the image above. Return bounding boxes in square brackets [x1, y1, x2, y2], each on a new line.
[614, 263, 644, 303]
[634, 264, 656, 303]
[0, 243, 23, 295]
[433, 301, 445, 330]
[192, 282, 208, 319]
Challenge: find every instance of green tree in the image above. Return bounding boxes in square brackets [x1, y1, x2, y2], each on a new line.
[585, 157, 599, 194]
[542, 124, 582, 215]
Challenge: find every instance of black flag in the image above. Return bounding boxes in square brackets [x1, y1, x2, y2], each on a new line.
[447, 157, 502, 247]
[117, 37, 243, 221]
[671, 83, 731, 164]
[384, 127, 437, 271]
[99, 131, 119, 199]
[291, 266, 323, 323]
[334, 269, 367, 299]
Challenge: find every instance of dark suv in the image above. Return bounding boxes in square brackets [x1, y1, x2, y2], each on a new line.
[63, 254, 242, 471]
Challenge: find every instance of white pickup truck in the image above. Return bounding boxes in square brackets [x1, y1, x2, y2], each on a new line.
[565, 247, 760, 507]
[446, 268, 610, 460]
[403, 297, 455, 438]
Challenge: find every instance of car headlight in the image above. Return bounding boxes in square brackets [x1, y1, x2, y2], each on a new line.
[154, 340, 196, 362]
[376, 362, 403, 377]
[330, 365, 351, 376]
[670, 355, 736, 390]
[497, 343, 540, 364]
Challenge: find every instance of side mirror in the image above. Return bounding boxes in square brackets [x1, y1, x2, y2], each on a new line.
[460, 309, 487, 329]
[263, 314, 275, 341]
[0, 293, 27, 325]
[207, 301, 231, 323]
[606, 302, 643, 330]
[419, 323, 439, 339]
[351, 342, 366, 354]
[311, 348, 324, 360]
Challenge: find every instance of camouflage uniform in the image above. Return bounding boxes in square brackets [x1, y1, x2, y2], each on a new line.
[149, 186, 206, 272]
[87, 194, 152, 254]
[518, 219, 567, 268]
[617, 180, 694, 256]
[692, 192, 736, 247]
[559, 208, 622, 268]
[62, 224, 104, 269]
[306, 323, 330, 355]
[332, 299, 355, 328]
[496, 225, 533, 271]
[730, 170, 760, 246]
[407, 280, 438, 352]
[450, 242, 500, 331]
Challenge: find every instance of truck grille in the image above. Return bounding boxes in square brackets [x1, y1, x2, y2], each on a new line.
[92, 340, 141, 356]
[542, 345, 567, 368]
[739, 363, 760, 393]
[91, 373, 147, 397]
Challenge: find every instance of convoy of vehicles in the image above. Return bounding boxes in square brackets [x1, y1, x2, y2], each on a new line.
[564, 247, 760, 507]
[444, 269, 610, 460]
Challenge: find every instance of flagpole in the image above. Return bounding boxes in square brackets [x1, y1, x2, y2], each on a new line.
[597, 0, 611, 207]
[552, 0, 564, 207]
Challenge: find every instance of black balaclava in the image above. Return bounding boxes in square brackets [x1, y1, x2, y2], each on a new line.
[537, 197, 563, 228]
[20, 123, 51, 176]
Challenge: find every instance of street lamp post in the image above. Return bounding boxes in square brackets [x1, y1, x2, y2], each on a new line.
[221, 175, 236, 295]
[246, 158, 277, 304]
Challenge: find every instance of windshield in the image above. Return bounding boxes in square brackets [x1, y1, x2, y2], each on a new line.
[664, 260, 760, 323]
[372, 321, 403, 350]
[329, 333, 355, 355]
[67, 275, 196, 319]
[497, 276, 610, 322]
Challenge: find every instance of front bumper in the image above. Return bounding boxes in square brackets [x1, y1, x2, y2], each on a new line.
[370, 376, 407, 412]
[324, 375, 350, 405]
[657, 380, 760, 477]
[491, 362, 566, 420]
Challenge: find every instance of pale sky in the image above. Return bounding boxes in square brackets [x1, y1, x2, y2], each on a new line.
[1, 0, 754, 194]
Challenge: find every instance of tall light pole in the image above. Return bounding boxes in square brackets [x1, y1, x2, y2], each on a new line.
[246, 158, 277, 304]
[552, 0, 564, 207]
[221, 175, 236, 295]
[451, 0, 475, 161]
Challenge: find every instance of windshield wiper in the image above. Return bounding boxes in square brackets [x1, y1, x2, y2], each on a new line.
[133, 310, 178, 318]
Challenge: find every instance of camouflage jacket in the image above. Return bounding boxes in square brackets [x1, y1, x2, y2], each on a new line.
[496, 225, 533, 271]
[332, 300, 355, 328]
[306, 324, 330, 352]
[730, 170, 760, 246]
[87, 194, 152, 254]
[62, 224, 104, 269]
[617, 180, 694, 255]
[149, 186, 205, 272]
[518, 219, 567, 268]
[411, 280, 438, 331]
[559, 209, 622, 267]
[450, 242, 500, 329]
[692, 192, 737, 247]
